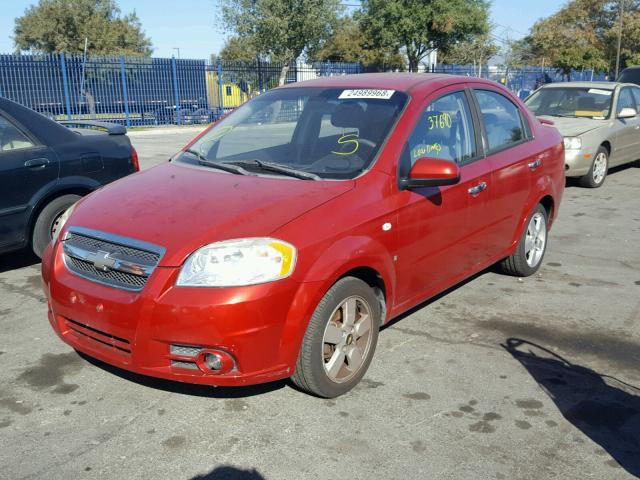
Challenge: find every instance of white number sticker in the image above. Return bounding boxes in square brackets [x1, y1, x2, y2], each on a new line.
[588, 88, 612, 96]
[339, 89, 395, 100]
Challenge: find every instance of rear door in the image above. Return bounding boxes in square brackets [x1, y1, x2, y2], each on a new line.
[470, 87, 537, 257]
[0, 113, 59, 249]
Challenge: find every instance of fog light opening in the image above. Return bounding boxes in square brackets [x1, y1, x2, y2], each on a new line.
[205, 353, 223, 371]
[196, 349, 236, 375]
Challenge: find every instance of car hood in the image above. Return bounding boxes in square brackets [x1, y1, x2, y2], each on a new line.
[67, 162, 355, 266]
[538, 115, 610, 137]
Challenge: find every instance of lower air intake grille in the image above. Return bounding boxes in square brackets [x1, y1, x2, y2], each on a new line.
[65, 317, 131, 355]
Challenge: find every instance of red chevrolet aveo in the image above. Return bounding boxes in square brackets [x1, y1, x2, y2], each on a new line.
[42, 74, 564, 397]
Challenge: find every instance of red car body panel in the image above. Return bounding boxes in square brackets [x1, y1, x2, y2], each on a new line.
[42, 74, 565, 387]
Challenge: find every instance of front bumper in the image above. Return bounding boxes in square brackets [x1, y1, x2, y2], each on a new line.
[564, 149, 593, 177]
[42, 241, 321, 387]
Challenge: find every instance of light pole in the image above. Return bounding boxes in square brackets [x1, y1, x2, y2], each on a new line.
[173, 47, 180, 59]
[615, 0, 624, 79]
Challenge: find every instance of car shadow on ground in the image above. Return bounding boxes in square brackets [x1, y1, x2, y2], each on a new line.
[77, 352, 288, 398]
[190, 466, 266, 480]
[502, 338, 640, 478]
[0, 248, 40, 274]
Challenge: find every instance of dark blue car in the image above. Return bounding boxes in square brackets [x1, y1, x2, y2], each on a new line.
[0, 97, 139, 257]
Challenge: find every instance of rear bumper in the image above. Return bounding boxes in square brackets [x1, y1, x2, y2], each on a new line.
[42, 241, 321, 387]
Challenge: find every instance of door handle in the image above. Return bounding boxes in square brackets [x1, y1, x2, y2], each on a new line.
[528, 158, 542, 170]
[24, 158, 50, 169]
[468, 182, 487, 196]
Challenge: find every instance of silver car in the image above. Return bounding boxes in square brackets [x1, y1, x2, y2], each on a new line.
[525, 81, 640, 187]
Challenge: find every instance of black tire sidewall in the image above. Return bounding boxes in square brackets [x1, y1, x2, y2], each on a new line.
[32, 194, 81, 258]
[296, 277, 380, 398]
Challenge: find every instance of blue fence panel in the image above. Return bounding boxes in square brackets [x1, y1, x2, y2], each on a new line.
[0, 52, 613, 127]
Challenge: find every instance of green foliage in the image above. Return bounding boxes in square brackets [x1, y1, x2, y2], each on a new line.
[360, 0, 491, 71]
[441, 33, 498, 67]
[220, 0, 343, 64]
[310, 16, 404, 66]
[220, 36, 258, 62]
[526, 0, 640, 75]
[14, 0, 152, 56]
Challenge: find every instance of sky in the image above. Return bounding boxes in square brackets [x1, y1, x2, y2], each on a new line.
[0, 0, 563, 59]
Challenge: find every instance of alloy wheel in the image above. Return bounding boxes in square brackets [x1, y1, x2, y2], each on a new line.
[322, 296, 374, 383]
[524, 212, 547, 268]
[592, 152, 607, 185]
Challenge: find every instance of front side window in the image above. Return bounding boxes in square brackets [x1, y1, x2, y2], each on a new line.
[0, 116, 34, 152]
[617, 88, 636, 115]
[406, 91, 477, 165]
[178, 87, 408, 179]
[475, 90, 525, 153]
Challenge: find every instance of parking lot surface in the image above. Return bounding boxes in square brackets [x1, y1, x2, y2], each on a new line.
[1, 129, 639, 480]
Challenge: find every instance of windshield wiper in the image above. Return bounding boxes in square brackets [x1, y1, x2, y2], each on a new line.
[222, 159, 320, 180]
[184, 149, 250, 176]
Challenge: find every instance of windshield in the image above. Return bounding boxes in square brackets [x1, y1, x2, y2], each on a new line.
[618, 68, 640, 84]
[175, 87, 408, 179]
[525, 87, 613, 119]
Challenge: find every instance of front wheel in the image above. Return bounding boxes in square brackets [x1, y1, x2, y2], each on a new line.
[500, 204, 548, 277]
[32, 194, 81, 258]
[292, 277, 381, 398]
[579, 146, 608, 188]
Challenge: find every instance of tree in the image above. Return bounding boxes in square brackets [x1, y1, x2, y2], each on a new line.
[14, 0, 152, 56]
[360, 0, 491, 72]
[310, 15, 404, 66]
[220, 0, 343, 84]
[441, 33, 498, 75]
[220, 36, 258, 62]
[527, 0, 609, 78]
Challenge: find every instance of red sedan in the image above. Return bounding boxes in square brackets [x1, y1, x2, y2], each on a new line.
[42, 74, 564, 397]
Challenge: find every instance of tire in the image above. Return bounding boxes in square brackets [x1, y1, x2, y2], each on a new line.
[500, 204, 548, 277]
[291, 277, 381, 398]
[32, 194, 81, 258]
[579, 146, 608, 188]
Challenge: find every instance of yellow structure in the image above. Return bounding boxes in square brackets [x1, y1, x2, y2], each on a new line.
[206, 71, 252, 108]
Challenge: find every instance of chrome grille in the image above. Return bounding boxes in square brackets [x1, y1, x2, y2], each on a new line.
[62, 227, 165, 291]
[66, 232, 161, 264]
[170, 345, 203, 357]
[171, 360, 199, 370]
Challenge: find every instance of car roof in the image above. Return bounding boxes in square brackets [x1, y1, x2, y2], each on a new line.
[539, 81, 618, 90]
[279, 73, 496, 94]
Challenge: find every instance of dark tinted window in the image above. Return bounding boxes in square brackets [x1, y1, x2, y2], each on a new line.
[407, 91, 477, 165]
[617, 88, 636, 114]
[618, 68, 640, 85]
[475, 90, 525, 152]
[0, 116, 34, 152]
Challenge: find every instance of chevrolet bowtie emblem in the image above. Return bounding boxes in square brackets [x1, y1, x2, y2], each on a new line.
[92, 250, 117, 272]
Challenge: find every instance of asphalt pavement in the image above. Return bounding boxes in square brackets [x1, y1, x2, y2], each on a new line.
[0, 127, 638, 480]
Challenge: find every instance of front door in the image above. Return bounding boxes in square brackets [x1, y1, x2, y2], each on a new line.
[394, 88, 493, 308]
[0, 114, 58, 249]
[612, 87, 640, 166]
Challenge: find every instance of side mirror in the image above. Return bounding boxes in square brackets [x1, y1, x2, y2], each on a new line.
[400, 157, 461, 190]
[618, 107, 637, 119]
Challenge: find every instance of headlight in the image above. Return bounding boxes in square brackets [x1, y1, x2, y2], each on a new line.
[51, 203, 76, 243]
[563, 137, 582, 150]
[176, 238, 297, 287]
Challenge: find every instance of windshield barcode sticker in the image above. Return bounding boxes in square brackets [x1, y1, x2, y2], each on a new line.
[339, 89, 395, 100]
[588, 88, 612, 96]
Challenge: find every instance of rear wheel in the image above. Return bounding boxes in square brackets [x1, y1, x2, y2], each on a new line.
[500, 204, 548, 277]
[292, 277, 380, 398]
[32, 194, 80, 258]
[579, 146, 608, 188]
